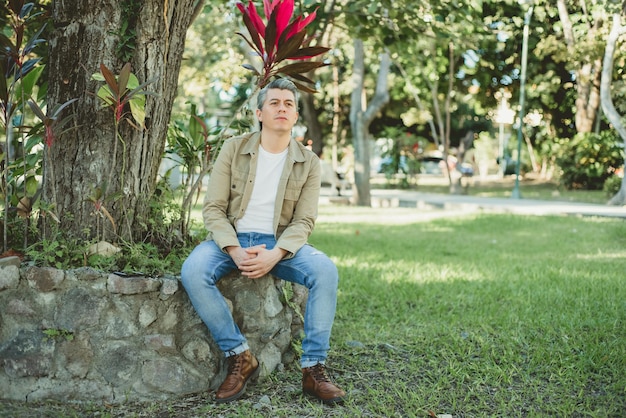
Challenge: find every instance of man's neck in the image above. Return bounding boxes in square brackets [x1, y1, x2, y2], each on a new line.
[260, 131, 291, 154]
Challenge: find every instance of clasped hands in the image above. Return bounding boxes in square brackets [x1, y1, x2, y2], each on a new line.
[227, 244, 286, 279]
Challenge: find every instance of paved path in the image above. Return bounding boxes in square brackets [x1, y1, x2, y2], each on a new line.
[320, 187, 626, 219]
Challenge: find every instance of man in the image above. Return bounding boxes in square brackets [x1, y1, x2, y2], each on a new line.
[181, 78, 346, 405]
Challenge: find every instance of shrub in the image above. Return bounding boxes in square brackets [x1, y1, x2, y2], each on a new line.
[554, 131, 623, 190]
[603, 174, 623, 197]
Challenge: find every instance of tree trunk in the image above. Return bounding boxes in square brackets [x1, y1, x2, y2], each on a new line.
[556, 0, 602, 134]
[349, 39, 390, 207]
[600, 14, 626, 206]
[300, 93, 324, 156]
[46, 0, 197, 241]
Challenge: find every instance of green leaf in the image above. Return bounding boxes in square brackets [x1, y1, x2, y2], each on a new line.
[25, 176, 38, 196]
[129, 95, 146, 128]
[27, 100, 46, 121]
[96, 85, 115, 107]
[15, 65, 44, 99]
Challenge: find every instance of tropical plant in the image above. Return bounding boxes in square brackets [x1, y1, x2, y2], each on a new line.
[27, 98, 78, 226]
[0, 0, 47, 253]
[165, 103, 223, 236]
[90, 62, 156, 240]
[169, 0, 332, 212]
[236, 0, 330, 92]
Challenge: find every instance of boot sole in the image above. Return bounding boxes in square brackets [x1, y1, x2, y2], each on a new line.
[303, 389, 345, 405]
[215, 364, 260, 404]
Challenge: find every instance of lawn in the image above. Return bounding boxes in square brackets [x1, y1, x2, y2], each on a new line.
[2, 202, 624, 417]
[309, 207, 625, 417]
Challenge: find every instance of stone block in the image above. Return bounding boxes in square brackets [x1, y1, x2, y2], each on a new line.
[24, 266, 65, 292]
[107, 274, 161, 294]
[0, 264, 20, 291]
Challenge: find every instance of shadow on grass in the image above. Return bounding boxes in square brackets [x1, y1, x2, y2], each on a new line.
[310, 213, 626, 416]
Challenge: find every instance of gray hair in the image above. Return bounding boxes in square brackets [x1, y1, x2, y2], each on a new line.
[257, 78, 299, 110]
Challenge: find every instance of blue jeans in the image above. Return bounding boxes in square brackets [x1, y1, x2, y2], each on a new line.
[180, 233, 339, 368]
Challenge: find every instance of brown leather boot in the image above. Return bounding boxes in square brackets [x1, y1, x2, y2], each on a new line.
[302, 363, 346, 404]
[215, 350, 259, 403]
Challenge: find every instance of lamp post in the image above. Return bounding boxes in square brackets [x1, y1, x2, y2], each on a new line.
[512, 1, 534, 199]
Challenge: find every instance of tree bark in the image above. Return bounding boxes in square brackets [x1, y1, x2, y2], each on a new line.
[300, 93, 324, 156]
[600, 14, 626, 206]
[46, 0, 197, 241]
[349, 39, 390, 206]
[556, 0, 603, 134]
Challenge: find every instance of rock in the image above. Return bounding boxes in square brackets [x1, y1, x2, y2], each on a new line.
[86, 241, 121, 257]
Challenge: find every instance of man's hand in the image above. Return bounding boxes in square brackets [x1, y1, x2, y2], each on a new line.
[238, 246, 287, 279]
[226, 245, 261, 268]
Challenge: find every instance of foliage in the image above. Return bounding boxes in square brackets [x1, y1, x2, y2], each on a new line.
[376, 127, 422, 188]
[89, 62, 157, 240]
[89, 240, 189, 278]
[111, 1, 141, 62]
[25, 233, 85, 269]
[22, 178, 196, 276]
[165, 103, 224, 236]
[92, 63, 154, 130]
[42, 328, 74, 342]
[603, 174, 622, 196]
[0, 0, 63, 251]
[236, 0, 330, 91]
[554, 131, 623, 190]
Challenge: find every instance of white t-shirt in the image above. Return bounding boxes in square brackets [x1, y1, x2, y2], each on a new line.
[236, 146, 288, 234]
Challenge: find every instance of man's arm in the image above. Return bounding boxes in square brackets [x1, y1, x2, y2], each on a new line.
[275, 155, 321, 257]
[202, 139, 241, 251]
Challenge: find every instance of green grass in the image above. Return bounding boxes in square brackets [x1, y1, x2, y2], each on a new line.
[3, 205, 624, 417]
[308, 207, 626, 417]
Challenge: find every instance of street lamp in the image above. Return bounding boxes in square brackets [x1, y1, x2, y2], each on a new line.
[512, 1, 534, 199]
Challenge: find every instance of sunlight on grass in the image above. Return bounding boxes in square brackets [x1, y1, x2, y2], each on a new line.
[309, 210, 626, 416]
[576, 251, 626, 260]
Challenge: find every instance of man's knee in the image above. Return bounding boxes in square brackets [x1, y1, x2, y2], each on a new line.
[311, 260, 339, 288]
[180, 245, 215, 287]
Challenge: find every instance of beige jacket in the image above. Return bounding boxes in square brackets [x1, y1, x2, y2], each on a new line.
[202, 132, 321, 258]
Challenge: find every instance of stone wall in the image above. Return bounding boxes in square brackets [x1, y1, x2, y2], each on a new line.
[0, 256, 306, 403]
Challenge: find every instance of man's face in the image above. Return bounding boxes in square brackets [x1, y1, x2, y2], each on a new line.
[256, 88, 298, 133]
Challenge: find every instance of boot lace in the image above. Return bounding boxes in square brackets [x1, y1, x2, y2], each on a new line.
[310, 364, 331, 383]
[227, 353, 243, 374]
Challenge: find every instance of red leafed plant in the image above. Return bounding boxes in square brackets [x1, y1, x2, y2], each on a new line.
[236, 0, 329, 92]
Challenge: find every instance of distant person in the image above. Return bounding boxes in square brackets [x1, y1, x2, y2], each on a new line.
[181, 78, 346, 405]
